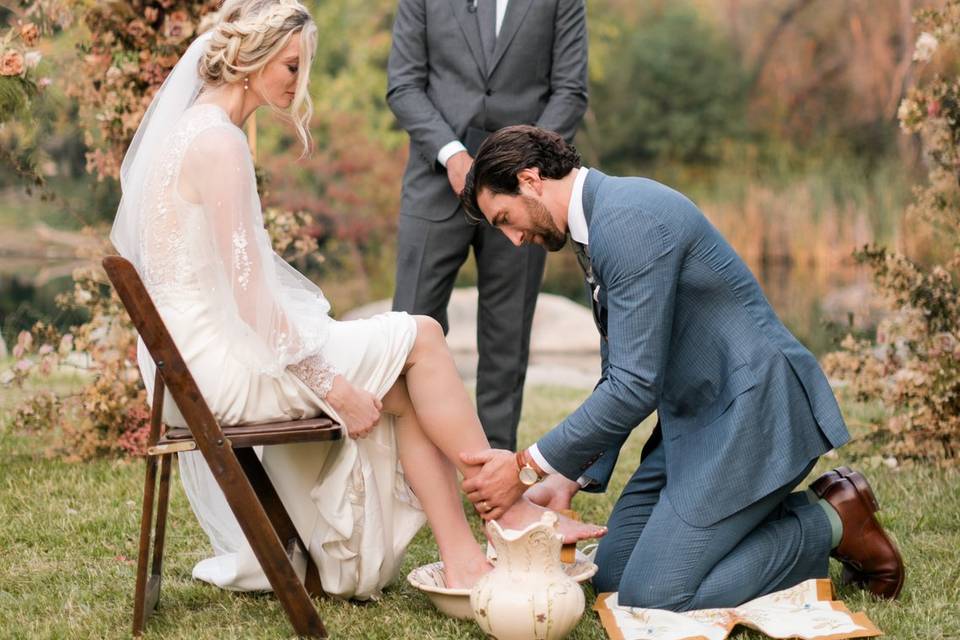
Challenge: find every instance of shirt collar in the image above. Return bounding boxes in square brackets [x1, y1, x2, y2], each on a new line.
[567, 167, 590, 245]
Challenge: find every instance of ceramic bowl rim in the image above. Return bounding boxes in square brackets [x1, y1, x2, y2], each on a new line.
[406, 558, 598, 597]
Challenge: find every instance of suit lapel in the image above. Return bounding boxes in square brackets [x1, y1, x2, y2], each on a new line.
[448, 0, 487, 76]
[487, 0, 534, 77]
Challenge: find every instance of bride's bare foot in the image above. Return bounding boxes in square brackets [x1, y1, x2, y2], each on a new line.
[497, 496, 607, 544]
[524, 473, 580, 512]
[442, 549, 493, 590]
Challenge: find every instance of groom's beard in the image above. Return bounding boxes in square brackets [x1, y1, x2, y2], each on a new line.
[522, 195, 567, 252]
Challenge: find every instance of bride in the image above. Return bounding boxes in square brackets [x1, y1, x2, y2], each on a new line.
[111, 0, 603, 600]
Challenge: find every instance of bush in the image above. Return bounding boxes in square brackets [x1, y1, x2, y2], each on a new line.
[823, 4, 960, 465]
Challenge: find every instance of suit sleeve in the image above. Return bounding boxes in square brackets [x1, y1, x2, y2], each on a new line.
[579, 334, 622, 491]
[386, 0, 459, 168]
[534, 0, 588, 141]
[536, 208, 681, 483]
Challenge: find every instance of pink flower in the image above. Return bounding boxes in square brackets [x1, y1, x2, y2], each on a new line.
[16, 331, 33, 352]
[927, 99, 941, 117]
[0, 50, 25, 77]
[126, 19, 149, 41]
[19, 22, 40, 48]
[162, 10, 194, 43]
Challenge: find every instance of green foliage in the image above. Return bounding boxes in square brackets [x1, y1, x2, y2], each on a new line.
[0, 75, 32, 120]
[587, 4, 749, 169]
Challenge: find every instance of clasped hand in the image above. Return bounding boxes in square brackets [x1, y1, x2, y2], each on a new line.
[326, 375, 382, 439]
[460, 449, 525, 520]
[446, 151, 473, 196]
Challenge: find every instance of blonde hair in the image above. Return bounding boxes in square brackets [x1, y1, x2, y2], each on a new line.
[200, 0, 317, 153]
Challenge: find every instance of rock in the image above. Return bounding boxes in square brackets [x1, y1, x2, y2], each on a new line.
[343, 287, 601, 355]
[343, 287, 602, 389]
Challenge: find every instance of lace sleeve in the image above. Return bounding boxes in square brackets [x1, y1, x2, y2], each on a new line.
[287, 355, 339, 400]
[178, 122, 332, 375]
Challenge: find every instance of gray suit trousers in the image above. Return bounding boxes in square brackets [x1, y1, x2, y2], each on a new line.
[392, 208, 546, 450]
[593, 441, 833, 610]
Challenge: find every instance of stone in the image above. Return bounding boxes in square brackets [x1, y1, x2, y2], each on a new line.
[343, 287, 601, 388]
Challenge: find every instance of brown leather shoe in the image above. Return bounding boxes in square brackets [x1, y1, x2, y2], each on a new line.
[809, 466, 853, 498]
[811, 468, 905, 599]
[810, 467, 869, 588]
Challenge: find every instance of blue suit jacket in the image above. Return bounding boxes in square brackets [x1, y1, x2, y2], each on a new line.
[537, 170, 850, 527]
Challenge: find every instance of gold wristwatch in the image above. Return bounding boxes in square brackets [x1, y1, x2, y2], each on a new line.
[516, 449, 543, 487]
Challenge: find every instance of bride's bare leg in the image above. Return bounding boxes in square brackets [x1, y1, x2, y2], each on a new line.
[383, 377, 490, 589]
[401, 316, 603, 543]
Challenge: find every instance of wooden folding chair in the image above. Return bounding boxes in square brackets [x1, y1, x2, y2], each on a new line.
[102, 256, 342, 638]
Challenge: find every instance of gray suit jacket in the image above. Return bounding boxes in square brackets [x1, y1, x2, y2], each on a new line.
[538, 171, 850, 527]
[387, 0, 588, 221]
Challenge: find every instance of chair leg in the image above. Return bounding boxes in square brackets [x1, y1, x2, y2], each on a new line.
[234, 448, 327, 598]
[133, 454, 159, 637]
[215, 447, 325, 637]
[146, 454, 173, 610]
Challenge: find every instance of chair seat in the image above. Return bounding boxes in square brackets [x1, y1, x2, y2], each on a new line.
[153, 417, 341, 453]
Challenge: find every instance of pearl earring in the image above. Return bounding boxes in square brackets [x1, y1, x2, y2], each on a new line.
[243, 76, 249, 91]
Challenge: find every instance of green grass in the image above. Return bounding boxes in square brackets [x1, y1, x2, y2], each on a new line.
[1, 384, 958, 639]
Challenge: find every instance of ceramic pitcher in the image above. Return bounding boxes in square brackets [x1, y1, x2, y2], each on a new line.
[470, 511, 585, 640]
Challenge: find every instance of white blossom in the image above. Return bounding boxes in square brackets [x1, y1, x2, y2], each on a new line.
[914, 32, 939, 62]
[24, 51, 41, 70]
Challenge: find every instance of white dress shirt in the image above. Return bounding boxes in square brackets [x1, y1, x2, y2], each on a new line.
[438, 0, 510, 167]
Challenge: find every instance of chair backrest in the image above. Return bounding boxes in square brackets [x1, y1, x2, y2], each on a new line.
[102, 256, 231, 466]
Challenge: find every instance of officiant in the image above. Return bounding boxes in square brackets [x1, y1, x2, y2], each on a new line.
[386, 0, 588, 452]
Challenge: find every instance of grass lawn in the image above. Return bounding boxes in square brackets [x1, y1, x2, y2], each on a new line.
[1, 381, 958, 639]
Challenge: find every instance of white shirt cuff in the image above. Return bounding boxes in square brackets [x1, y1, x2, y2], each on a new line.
[528, 444, 591, 488]
[437, 140, 468, 167]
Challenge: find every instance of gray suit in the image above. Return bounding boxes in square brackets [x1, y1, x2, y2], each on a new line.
[540, 171, 850, 610]
[387, 0, 588, 449]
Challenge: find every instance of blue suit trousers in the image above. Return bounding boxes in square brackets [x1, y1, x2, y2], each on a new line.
[592, 442, 833, 611]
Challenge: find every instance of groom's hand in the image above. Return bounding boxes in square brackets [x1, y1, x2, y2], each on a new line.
[460, 449, 525, 520]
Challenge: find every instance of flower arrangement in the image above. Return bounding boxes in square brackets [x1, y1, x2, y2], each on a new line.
[2, 250, 150, 460]
[0, 1, 70, 188]
[68, 0, 220, 180]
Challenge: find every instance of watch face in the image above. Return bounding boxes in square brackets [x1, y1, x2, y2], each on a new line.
[519, 467, 539, 486]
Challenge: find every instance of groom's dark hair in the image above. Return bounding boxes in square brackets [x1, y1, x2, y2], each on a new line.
[461, 125, 581, 223]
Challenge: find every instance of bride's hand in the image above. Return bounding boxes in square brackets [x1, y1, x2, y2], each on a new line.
[325, 375, 383, 439]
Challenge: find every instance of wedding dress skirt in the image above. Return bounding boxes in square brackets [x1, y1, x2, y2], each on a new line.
[138, 290, 426, 600]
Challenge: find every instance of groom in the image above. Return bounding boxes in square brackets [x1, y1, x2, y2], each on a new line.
[459, 126, 905, 610]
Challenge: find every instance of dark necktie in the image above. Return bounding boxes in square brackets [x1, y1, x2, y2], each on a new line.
[477, 0, 497, 67]
[571, 239, 607, 339]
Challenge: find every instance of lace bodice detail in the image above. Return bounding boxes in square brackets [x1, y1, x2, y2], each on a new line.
[133, 104, 337, 390]
[138, 105, 226, 305]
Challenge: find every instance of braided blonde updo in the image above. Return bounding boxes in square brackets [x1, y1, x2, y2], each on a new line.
[200, 0, 316, 152]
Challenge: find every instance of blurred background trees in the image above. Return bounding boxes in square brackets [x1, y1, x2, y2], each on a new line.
[1, 0, 958, 461]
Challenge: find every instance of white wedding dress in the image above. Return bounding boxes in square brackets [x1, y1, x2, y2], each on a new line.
[129, 102, 426, 600]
